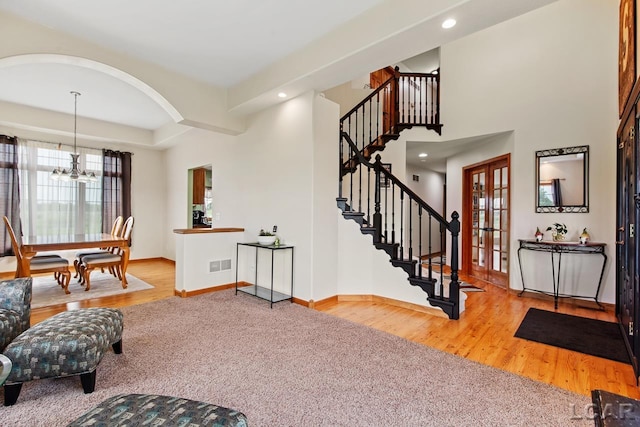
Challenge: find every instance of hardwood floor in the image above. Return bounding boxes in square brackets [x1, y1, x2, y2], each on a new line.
[25, 259, 640, 400]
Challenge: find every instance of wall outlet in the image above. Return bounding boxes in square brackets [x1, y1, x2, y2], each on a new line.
[215, 212, 221, 221]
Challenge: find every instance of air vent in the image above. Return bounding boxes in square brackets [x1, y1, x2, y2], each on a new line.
[209, 261, 221, 272]
[210, 259, 231, 272]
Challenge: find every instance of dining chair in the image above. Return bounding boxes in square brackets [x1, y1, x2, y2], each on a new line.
[73, 215, 124, 279]
[79, 216, 134, 292]
[2, 216, 72, 293]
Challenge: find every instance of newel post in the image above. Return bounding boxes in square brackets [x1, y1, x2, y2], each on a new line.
[393, 66, 400, 133]
[373, 155, 383, 243]
[448, 211, 460, 319]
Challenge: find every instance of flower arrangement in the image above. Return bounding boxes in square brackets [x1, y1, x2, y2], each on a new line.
[259, 229, 274, 237]
[546, 223, 568, 241]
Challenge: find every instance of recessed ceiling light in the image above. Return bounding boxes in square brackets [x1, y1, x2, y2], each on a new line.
[442, 18, 456, 29]
[419, 153, 428, 158]
[278, 92, 287, 98]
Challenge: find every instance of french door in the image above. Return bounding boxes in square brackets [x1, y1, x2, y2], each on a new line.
[463, 155, 510, 287]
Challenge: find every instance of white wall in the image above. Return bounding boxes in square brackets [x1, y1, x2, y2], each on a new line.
[311, 95, 340, 301]
[406, 164, 446, 255]
[442, 0, 617, 303]
[163, 91, 340, 300]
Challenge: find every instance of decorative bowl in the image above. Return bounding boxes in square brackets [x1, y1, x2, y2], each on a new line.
[257, 235, 276, 245]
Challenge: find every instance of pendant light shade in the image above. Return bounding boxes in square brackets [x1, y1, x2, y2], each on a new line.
[50, 91, 97, 182]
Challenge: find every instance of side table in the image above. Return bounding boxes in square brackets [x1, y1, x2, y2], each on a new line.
[235, 242, 294, 308]
[517, 239, 607, 309]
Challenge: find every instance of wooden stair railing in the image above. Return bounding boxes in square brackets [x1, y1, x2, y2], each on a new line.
[337, 133, 460, 320]
[340, 66, 441, 178]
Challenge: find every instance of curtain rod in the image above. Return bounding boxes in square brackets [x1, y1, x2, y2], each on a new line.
[18, 136, 96, 151]
[9, 135, 132, 155]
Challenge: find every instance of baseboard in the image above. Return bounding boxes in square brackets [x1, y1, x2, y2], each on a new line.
[174, 281, 242, 298]
[509, 288, 615, 312]
[0, 256, 176, 278]
[129, 257, 175, 265]
[313, 293, 448, 318]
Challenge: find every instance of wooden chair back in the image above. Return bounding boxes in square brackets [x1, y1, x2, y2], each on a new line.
[2, 216, 22, 264]
[111, 216, 124, 236]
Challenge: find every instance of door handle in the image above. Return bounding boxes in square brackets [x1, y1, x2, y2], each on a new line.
[480, 227, 495, 232]
[617, 241, 625, 245]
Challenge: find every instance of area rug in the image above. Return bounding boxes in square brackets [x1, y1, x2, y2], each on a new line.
[30, 272, 154, 309]
[0, 290, 592, 426]
[515, 308, 630, 364]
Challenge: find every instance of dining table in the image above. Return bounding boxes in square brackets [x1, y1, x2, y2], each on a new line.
[19, 233, 130, 287]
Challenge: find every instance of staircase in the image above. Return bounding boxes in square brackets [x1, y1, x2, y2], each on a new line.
[337, 67, 461, 320]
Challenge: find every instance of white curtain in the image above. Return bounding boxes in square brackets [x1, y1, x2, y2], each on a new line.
[17, 139, 102, 237]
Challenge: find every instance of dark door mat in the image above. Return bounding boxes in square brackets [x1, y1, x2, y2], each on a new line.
[515, 308, 630, 364]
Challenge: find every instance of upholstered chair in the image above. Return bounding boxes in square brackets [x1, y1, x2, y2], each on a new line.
[0, 277, 32, 352]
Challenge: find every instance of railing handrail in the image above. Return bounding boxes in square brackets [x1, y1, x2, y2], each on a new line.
[397, 71, 439, 78]
[373, 155, 450, 227]
[341, 132, 450, 229]
[341, 132, 375, 168]
[340, 71, 439, 123]
[340, 75, 395, 123]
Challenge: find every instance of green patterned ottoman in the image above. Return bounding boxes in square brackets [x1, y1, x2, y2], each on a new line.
[2, 307, 123, 406]
[67, 394, 248, 426]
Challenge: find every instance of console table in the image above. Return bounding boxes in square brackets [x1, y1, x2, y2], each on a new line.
[516, 239, 607, 309]
[235, 242, 294, 308]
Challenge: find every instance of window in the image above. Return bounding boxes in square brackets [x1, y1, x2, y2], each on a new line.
[18, 140, 102, 237]
[538, 181, 555, 207]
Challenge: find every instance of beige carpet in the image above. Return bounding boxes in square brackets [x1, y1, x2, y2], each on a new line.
[0, 289, 591, 426]
[30, 272, 154, 309]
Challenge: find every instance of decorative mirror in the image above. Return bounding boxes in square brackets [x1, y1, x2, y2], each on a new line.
[535, 145, 589, 213]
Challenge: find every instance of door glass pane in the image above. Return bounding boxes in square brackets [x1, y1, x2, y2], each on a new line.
[493, 250, 500, 271]
[501, 231, 508, 251]
[479, 211, 485, 234]
[493, 189, 500, 210]
[479, 248, 485, 266]
[494, 168, 500, 187]
[501, 213, 508, 230]
[501, 189, 508, 209]
[501, 253, 508, 273]
[502, 167, 508, 185]
[472, 247, 478, 263]
[472, 230, 478, 246]
[493, 230, 500, 250]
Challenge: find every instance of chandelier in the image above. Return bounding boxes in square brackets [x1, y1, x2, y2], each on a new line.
[50, 91, 97, 182]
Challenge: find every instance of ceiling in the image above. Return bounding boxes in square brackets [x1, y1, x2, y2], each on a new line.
[0, 0, 556, 141]
[407, 133, 509, 173]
